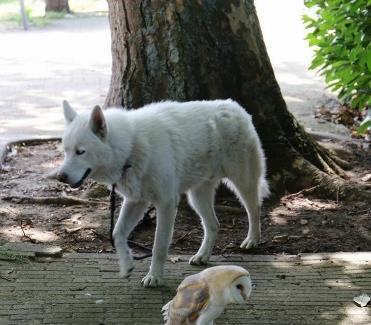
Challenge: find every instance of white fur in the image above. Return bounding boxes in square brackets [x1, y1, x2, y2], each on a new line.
[58, 99, 269, 287]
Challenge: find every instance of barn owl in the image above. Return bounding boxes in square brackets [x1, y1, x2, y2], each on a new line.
[162, 265, 252, 325]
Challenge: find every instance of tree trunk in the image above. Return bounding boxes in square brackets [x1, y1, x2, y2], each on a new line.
[45, 0, 70, 12]
[105, 0, 359, 198]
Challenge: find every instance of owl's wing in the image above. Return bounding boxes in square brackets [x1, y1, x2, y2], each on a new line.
[161, 300, 173, 324]
[162, 277, 210, 324]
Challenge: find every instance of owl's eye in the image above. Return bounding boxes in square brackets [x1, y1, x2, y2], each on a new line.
[236, 284, 243, 290]
[76, 149, 86, 155]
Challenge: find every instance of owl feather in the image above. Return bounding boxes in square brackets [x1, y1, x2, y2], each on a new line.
[162, 274, 210, 324]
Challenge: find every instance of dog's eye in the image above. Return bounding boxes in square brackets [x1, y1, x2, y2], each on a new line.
[75, 149, 86, 155]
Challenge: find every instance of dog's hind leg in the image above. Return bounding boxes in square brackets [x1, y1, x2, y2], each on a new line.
[113, 200, 147, 278]
[187, 181, 220, 266]
[141, 198, 178, 288]
[225, 175, 261, 250]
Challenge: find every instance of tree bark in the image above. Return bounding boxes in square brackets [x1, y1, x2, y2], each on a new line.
[45, 0, 70, 12]
[105, 0, 363, 199]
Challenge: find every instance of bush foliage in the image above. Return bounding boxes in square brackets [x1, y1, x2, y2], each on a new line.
[303, 0, 371, 109]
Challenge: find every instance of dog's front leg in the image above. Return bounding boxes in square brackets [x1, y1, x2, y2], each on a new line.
[113, 200, 147, 278]
[141, 199, 178, 288]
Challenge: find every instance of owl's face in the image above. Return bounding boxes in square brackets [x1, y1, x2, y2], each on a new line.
[229, 275, 252, 304]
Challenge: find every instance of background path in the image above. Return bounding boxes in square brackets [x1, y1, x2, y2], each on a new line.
[0, 0, 349, 159]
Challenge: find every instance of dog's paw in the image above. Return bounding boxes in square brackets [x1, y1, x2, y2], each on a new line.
[240, 234, 260, 250]
[189, 253, 209, 266]
[141, 273, 163, 288]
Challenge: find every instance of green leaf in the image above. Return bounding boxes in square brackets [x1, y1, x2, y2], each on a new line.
[303, 0, 370, 110]
[357, 119, 371, 134]
[309, 55, 325, 70]
[366, 50, 371, 72]
[304, 0, 318, 8]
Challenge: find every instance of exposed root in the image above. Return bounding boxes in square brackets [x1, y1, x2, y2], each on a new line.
[330, 154, 352, 170]
[7, 137, 61, 147]
[306, 162, 371, 202]
[282, 185, 320, 200]
[315, 143, 348, 178]
[214, 205, 244, 214]
[1, 195, 105, 206]
[319, 178, 371, 203]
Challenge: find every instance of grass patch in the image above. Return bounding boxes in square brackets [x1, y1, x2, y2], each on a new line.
[70, 0, 108, 13]
[0, 250, 29, 264]
[0, 0, 107, 28]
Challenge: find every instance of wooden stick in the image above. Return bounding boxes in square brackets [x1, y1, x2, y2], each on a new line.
[282, 185, 320, 200]
[20, 220, 37, 244]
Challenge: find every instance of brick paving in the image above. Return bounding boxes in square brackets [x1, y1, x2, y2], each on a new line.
[0, 246, 370, 325]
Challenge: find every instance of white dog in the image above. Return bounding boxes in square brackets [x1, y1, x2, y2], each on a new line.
[57, 99, 269, 287]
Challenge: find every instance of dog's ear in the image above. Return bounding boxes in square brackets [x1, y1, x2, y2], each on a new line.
[63, 100, 77, 124]
[89, 105, 107, 139]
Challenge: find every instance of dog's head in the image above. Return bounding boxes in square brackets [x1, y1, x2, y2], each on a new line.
[57, 100, 111, 188]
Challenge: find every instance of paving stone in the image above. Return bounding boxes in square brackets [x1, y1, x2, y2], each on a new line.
[0, 252, 370, 324]
[2, 243, 63, 258]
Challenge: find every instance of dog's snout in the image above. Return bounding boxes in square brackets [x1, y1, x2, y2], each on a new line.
[56, 172, 68, 183]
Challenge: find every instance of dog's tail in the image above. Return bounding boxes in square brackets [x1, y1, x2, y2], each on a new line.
[258, 176, 270, 205]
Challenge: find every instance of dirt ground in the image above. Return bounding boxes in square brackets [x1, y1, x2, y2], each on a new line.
[0, 140, 370, 258]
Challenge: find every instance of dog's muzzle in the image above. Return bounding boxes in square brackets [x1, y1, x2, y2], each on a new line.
[56, 168, 92, 188]
[71, 168, 92, 188]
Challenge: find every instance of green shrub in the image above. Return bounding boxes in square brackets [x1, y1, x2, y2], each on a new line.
[303, 0, 371, 109]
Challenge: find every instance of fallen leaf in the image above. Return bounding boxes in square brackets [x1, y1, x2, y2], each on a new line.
[169, 256, 182, 264]
[65, 226, 82, 234]
[225, 242, 235, 249]
[361, 173, 371, 182]
[353, 293, 370, 307]
[272, 234, 288, 243]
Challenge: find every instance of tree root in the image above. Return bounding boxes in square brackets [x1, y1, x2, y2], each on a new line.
[281, 185, 320, 200]
[301, 159, 371, 203]
[314, 143, 348, 178]
[7, 137, 61, 148]
[1, 195, 105, 206]
[214, 205, 244, 214]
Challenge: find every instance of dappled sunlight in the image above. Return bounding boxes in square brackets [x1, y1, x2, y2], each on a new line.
[324, 279, 358, 289]
[0, 225, 58, 242]
[40, 158, 62, 170]
[277, 72, 318, 86]
[268, 197, 340, 226]
[1, 107, 65, 134]
[300, 252, 371, 273]
[338, 305, 370, 325]
[279, 197, 338, 212]
[283, 95, 304, 103]
[62, 212, 102, 231]
[300, 252, 371, 264]
[0, 15, 111, 141]
[251, 253, 371, 324]
[270, 215, 288, 225]
[255, 0, 313, 65]
[0, 206, 58, 243]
